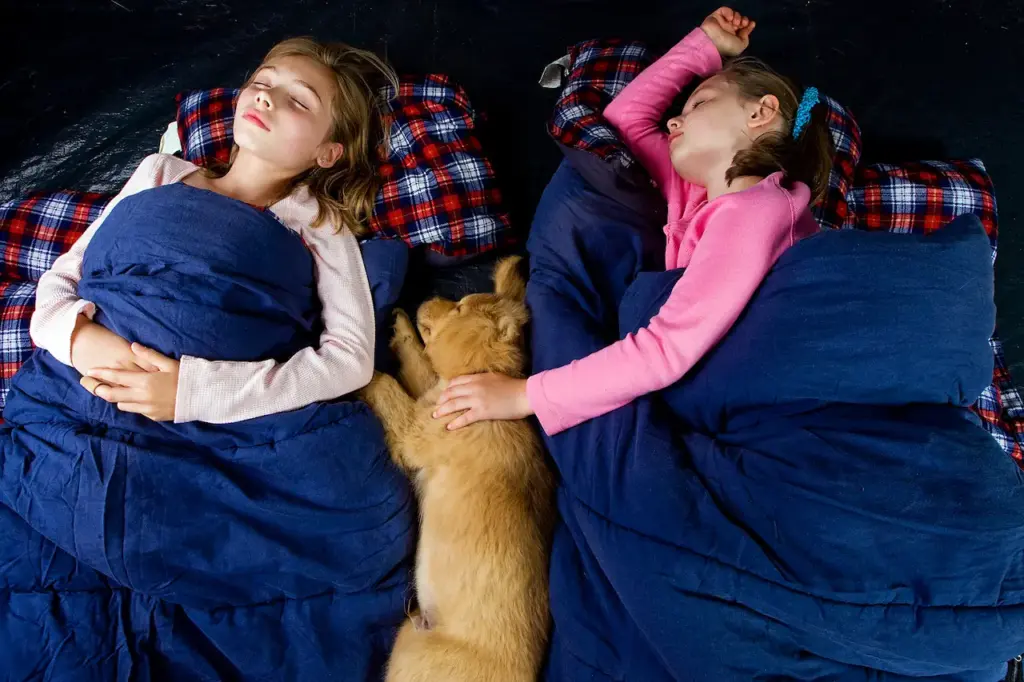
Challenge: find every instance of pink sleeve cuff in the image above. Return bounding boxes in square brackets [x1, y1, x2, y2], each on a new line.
[526, 372, 572, 437]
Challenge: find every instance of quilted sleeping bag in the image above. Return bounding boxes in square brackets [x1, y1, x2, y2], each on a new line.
[0, 184, 414, 680]
[530, 161, 1024, 681]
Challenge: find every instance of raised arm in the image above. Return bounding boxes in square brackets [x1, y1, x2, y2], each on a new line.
[603, 28, 723, 197]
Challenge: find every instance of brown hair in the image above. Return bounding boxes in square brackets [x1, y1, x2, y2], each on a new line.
[214, 38, 398, 237]
[718, 57, 832, 203]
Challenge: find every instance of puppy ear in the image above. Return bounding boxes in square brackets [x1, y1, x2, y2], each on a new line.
[493, 256, 526, 302]
[497, 304, 528, 342]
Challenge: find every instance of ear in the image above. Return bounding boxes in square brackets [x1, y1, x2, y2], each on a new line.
[493, 255, 526, 302]
[316, 142, 345, 169]
[746, 94, 781, 133]
[497, 304, 528, 342]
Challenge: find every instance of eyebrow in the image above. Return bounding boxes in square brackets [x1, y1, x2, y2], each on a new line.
[256, 65, 324, 105]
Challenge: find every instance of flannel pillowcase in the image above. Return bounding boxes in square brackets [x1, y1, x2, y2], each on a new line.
[547, 39, 653, 172]
[0, 192, 105, 411]
[0, 191, 110, 282]
[848, 160, 998, 249]
[975, 337, 1024, 464]
[812, 96, 861, 231]
[0, 281, 41, 410]
[175, 76, 513, 257]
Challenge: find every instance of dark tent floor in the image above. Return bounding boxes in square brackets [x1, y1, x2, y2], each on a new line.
[3, 0, 1022, 378]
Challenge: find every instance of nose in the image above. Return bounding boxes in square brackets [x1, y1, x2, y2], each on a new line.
[255, 89, 273, 109]
[666, 116, 682, 133]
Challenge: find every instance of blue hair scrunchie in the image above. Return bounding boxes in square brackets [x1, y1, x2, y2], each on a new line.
[792, 86, 820, 139]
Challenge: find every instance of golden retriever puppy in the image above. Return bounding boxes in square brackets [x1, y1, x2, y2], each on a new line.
[359, 256, 553, 682]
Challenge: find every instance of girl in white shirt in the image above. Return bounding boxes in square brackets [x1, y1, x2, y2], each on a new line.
[30, 38, 396, 423]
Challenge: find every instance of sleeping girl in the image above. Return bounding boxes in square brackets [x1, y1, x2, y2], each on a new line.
[30, 38, 396, 423]
[432, 6, 833, 435]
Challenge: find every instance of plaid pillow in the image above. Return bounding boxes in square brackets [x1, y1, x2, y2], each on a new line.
[174, 88, 237, 168]
[812, 96, 861, 231]
[547, 39, 653, 171]
[0, 191, 110, 282]
[0, 281, 40, 409]
[175, 76, 513, 257]
[848, 160, 998, 249]
[975, 337, 1024, 464]
[546, 38, 1023, 462]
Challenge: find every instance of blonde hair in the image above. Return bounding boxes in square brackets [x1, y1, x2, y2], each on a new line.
[216, 38, 398, 237]
[719, 57, 833, 203]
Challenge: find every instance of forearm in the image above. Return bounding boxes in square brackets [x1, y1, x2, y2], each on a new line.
[174, 341, 373, 423]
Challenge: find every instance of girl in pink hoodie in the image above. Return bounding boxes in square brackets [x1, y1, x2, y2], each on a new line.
[435, 6, 833, 434]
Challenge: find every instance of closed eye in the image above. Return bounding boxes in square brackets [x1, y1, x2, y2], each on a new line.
[291, 97, 309, 110]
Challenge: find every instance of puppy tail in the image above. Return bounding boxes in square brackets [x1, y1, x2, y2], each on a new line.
[386, 620, 533, 682]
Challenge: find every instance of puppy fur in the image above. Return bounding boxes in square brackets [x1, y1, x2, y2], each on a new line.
[359, 256, 554, 682]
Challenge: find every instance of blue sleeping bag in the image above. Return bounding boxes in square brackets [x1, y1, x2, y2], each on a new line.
[0, 184, 413, 680]
[530, 162, 1024, 681]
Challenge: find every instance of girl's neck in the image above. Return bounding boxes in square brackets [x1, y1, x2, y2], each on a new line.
[705, 172, 763, 202]
[214, 150, 303, 207]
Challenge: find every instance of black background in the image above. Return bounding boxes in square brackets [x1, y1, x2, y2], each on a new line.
[2, 0, 1021, 377]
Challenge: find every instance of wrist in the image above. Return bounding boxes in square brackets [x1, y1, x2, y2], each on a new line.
[519, 378, 534, 417]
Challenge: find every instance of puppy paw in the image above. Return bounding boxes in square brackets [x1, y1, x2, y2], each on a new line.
[391, 309, 420, 351]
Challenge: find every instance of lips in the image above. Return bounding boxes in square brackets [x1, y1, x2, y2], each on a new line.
[668, 131, 683, 144]
[243, 110, 270, 131]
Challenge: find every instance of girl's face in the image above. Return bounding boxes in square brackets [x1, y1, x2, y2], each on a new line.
[233, 55, 342, 173]
[665, 75, 763, 186]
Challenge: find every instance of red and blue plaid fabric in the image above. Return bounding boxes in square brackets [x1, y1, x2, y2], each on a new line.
[812, 96, 861, 231]
[0, 191, 109, 282]
[175, 76, 513, 256]
[849, 160, 999, 249]
[0, 281, 43, 407]
[0, 193, 101, 408]
[373, 75, 511, 256]
[548, 38, 1024, 462]
[174, 88, 237, 167]
[547, 39, 653, 171]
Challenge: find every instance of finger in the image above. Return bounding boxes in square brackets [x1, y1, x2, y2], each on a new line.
[94, 384, 146, 404]
[446, 374, 479, 388]
[446, 410, 479, 431]
[115, 402, 150, 416]
[130, 354, 161, 373]
[79, 376, 104, 396]
[739, 21, 755, 39]
[437, 383, 476, 405]
[434, 397, 474, 418]
[131, 343, 175, 372]
[88, 368, 140, 387]
[718, 6, 732, 21]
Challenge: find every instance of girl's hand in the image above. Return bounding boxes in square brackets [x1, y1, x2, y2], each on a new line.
[700, 6, 755, 57]
[433, 373, 533, 430]
[70, 317, 151, 376]
[80, 343, 180, 422]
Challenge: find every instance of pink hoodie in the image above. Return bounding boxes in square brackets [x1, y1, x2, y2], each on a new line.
[525, 28, 819, 436]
